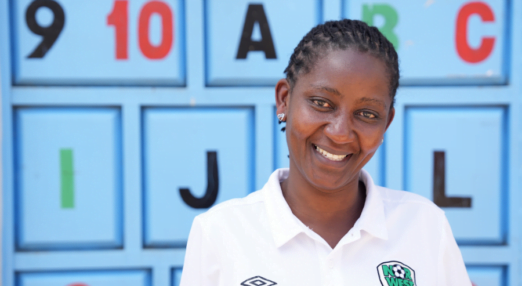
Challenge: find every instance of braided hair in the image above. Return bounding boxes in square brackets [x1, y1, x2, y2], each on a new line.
[284, 19, 399, 109]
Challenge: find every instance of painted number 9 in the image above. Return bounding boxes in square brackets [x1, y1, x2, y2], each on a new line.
[107, 0, 174, 60]
[25, 0, 65, 58]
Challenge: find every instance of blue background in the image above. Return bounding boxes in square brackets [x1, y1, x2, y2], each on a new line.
[0, 0, 519, 285]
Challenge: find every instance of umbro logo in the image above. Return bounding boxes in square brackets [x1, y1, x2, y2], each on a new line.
[241, 276, 277, 286]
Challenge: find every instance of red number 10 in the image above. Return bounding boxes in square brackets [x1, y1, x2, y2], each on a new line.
[107, 0, 174, 60]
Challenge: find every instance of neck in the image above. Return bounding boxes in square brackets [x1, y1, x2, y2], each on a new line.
[280, 165, 366, 248]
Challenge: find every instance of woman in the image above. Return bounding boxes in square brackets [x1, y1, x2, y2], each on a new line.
[180, 19, 471, 286]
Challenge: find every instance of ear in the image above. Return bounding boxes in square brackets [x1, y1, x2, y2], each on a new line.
[384, 107, 395, 132]
[275, 79, 291, 119]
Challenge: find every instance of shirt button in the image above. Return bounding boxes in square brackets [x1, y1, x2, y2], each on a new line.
[327, 260, 334, 269]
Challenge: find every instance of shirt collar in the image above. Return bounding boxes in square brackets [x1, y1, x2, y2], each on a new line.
[262, 168, 303, 247]
[263, 168, 388, 248]
[354, 169, 388, 240]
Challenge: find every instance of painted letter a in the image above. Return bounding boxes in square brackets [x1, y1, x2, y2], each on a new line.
[236, 4, 277, 59]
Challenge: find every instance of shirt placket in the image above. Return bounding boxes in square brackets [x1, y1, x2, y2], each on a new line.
[323, 249, 341, 286]
[311, 239, 331, 286]
[325, 229, 363, 285]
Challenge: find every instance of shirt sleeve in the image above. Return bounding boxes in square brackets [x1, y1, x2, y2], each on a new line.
[179, 216, 220, 286]
[437, 214, 472, 286]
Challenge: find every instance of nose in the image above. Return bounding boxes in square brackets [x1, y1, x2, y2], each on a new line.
[323, 114, 356, 145]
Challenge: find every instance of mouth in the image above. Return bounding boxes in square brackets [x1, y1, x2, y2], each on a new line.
[313, 144, 351, 162]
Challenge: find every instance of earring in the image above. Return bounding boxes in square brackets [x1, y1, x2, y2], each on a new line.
[381, 139, 384, 144]
[277, 113, 285, 122]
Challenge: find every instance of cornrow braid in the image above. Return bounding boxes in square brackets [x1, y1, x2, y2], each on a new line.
[284, 19, 400, 108]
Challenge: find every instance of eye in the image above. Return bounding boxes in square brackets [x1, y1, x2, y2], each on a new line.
[312, 99, 332, 108]
[357, 110, 377, 119]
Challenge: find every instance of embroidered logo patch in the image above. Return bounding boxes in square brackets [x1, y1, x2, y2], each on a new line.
[377, 261, 416, 286]
[241, 276, 277, 286]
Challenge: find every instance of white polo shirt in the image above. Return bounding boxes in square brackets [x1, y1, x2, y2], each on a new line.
[180, 168, 471, 286]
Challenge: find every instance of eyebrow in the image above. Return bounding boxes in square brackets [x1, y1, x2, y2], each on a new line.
[357, 97, 387, 108]
[311, 85, 342, 97]
[311, 85, 388, 108]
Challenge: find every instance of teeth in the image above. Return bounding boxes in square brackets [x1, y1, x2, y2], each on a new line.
[315, 145, 348, 161]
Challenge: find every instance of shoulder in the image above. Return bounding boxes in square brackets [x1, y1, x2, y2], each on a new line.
[193, 168, 289, 236]
[195, 189, 267, 225]
[375, 186, 451, 246]
[377, 185, 445, 218]
[195, 168, 288, 226]
[360, 169, 444, 219]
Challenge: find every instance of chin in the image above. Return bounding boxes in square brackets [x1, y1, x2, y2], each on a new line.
[306, 167, 358, 192]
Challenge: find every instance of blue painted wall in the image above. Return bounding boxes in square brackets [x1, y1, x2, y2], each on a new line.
[0, 0, 520, 285]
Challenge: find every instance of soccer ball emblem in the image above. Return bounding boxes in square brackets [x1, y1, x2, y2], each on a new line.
[393, 264, 405, 279]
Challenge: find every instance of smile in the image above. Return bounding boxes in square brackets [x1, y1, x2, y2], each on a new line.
[313, 144, 349, 162]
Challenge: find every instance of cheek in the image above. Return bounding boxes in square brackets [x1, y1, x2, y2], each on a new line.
[354, 122, 385, 152]
[287, 103, 323, 147]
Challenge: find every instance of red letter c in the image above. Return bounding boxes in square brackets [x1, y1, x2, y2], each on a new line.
[456, 2, 495, 63]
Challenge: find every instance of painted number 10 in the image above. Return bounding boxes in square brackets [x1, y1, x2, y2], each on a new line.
[107, 0, 174, 60]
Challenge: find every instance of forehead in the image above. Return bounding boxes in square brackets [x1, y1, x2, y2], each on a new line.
[313, 48, 388, 85]
[295, 48, 391, 103]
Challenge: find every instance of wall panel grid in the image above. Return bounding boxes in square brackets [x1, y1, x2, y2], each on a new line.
[0, 0, 521, 286]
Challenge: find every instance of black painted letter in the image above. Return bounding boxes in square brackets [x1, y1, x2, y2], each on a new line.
[236, 4, 276, 59]
[180, 151, 219, 209]
[433, 151, 472, 208]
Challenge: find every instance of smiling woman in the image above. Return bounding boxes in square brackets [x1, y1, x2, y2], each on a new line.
[277, 47, 395, 248]
[180, 20, 472, 286]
